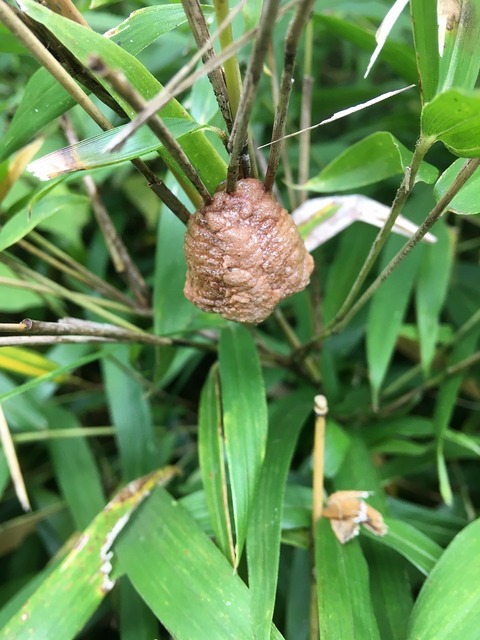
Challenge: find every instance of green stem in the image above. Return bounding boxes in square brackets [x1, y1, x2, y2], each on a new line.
[326, 135, 434, 332]
[212, 0, 243, 119]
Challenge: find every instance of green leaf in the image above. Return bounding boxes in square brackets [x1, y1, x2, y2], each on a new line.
[315, 518, 381, 640]
[362, 542, 413, 640]
[363, 518, 442, 576]
[313, 14, 417, 84]
[116, 487, 284, 640]
[437, 0, 480, 94]
[219, 326, 268, 562]
[422, 88, 480, 156]
[305, 132, 438, 193]
[198, 365, 235, 564]
[0, 264, 43, 312]
[9, 0, 226, 192]
[433, 327, 480, 504]
[45, 404, 105, 530]
[102, 346, 158, 482]
[0, 471, 170, 640]
[434, 158, 480, 213]
[324, 418, 351, 478]
[27, 119, 200, 179]
[247, 390, 313, 639]
[407, 518, 480, 640]
[335, 435, 414, 638]
[389, 497, 466, 547]
[0, 4, 203, 161]
[409, 0, 439, 102]
[367, 233, 422, 406]
[0, 350, 103, 405]
[119, 578, 159, 640]
[153, 203, 197, 335]
[323, 223, 377, 324]
[415, 221, 454, 374]
[0, 194, 90, 252]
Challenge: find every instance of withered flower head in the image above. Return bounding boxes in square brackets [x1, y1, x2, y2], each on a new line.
[184, 178, 314, 324]
[323, 490, 388, 544]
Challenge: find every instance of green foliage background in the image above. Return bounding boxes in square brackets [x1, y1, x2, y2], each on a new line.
[0, 0, 480, 638]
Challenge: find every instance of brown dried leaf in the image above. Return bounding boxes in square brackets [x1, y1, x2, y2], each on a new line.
[323, 489, 388, 544]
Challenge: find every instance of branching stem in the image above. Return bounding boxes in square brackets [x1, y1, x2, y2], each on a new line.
[264, 0, 316, 192]
[226, 0, 281, 192]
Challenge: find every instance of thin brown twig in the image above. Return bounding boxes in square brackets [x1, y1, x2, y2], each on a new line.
[267, 46, 297, 210]
[298, 20, 314, 204]
[381, 350, 480, 414]
[61, 116, 150, 305]
[106, 5, 254, 153]
[0, 317, 217, 351]
[105, 0, 299, 155]
[89, 56, 211, 203]
[0, 0, 190, 224]
[264, 0, 316, 192]
[294, 156, 480, 359]
[226, 0, 282, 192]
[0, 253, 142, 329]
[28, 232, 150, 314]
[181, 0, 234, 133]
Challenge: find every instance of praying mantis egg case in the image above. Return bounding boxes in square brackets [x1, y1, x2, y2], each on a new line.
[184, 178, 314, 324]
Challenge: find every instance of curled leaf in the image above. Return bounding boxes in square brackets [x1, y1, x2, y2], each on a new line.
[323, 490, 388, 544]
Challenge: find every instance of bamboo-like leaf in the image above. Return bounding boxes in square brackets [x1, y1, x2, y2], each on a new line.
[153, 199, 198, 335]
[437, 0, 480, 93]
[102, 346, 158, 482]
[422, 88, 480, 156]
[219, 326, 268, 563]
[433, 327, 480, 504]
[407, 517, 480, 640]
[119, 578, 159, 640]
[0, 347, 62, 379]
[45, 404, 105, 529]
[409, 0, 439, 102]
[15, 0, 227, 192]
[27, 119, 200, 180]
[247, 390, 313, 639]
[0, 350, 103, 404]
[0, 470, 175, 640]
[116, 487, 285, 640]
[0, 4, 208, 161]
[335, 435, 414, 639]
[315, 518, 381, 640]
[434, 157, 480, 213]
[415, 221, 454, 375]
[363, 518, 443, 576]
[367, 233, 422, 406]
[305, 132, 437, 193]
[313, 14, 417, 84]
[198, 364, 235, 564]
[292, 194, 437, 253]
[0, 194, 90, 252]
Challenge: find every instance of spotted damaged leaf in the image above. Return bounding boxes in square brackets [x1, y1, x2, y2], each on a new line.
[184, 179, 314, 324]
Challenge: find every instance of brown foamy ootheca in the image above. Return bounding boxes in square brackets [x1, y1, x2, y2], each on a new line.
[183, 178, 314, 324]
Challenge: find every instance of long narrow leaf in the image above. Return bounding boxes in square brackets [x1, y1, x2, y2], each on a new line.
[116, 487, 285, 640]
[315, 518, 381, 640]
[198, 364, 235, 564]
[0, 470, 174, 640]
[102, 346, 158, 482]
[247, 390, 313, 639]
[219, 325, 268, 563]
[407, 517, 480, 640]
